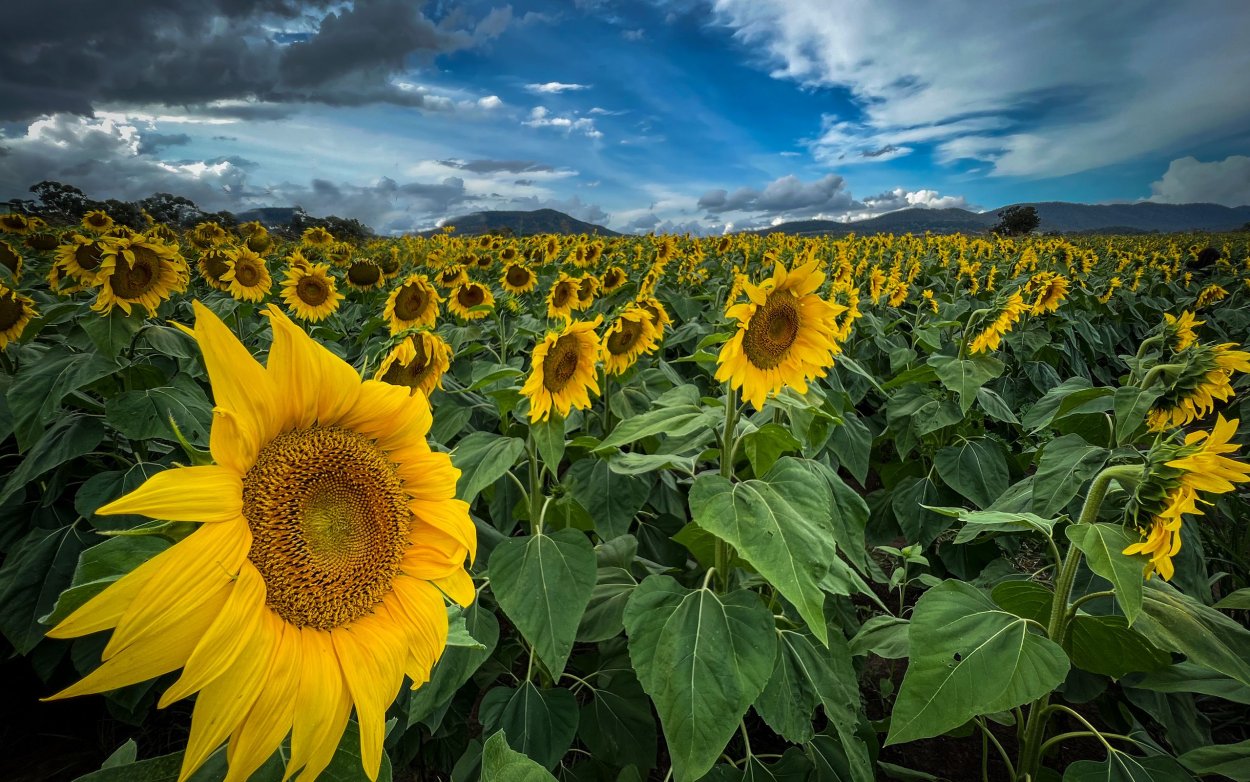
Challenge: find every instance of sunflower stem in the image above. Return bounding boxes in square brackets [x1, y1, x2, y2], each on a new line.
[714, 385, 740, 592]
[527, 435, 544, 536]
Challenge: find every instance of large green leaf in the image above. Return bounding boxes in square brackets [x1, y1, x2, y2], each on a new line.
[886, 580, 1069, 746]
[479, 683, 578, 771]
[849, 616, 910, 660]
[79, 308, 145, 359]
[1130, 662, 1250, 705]
[1179, 740, 1250, 780]
[6, 351, 116, 449]
[624, 575, 777, 782]
[689, 457, 836, 643]
[577, 673, 657, 770]
[753, 628, 861, 746]
[928, 354, 1005, 414]
[1062, 752, 1192, 781]
[1067, 615, 1169, 679]
[1135, 579, 1250, 688]
[479, 731, 558, 782]
[0, 524, 92, 653]
[489, 528, 596, 676]
[564, 459, 652, 540]
[1031, 434, 1108, 517]
[595, 389, 716, 452]
[740, 423, 802, 476]
[407, 604, 499, 727]
[1066, 523, 1144, 625]
[452, 431, 525, 502]
[577, 565, 637, 643]
[934, 438, 1009, 509]
[0, 414, 106, 505]
[104, 380, 213, 443]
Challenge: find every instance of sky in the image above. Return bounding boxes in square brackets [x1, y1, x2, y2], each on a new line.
[1, 0, 1249, 235]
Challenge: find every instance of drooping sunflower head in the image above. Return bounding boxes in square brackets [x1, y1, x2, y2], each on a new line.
[500, 263, 536, 294]
[448, 281, 494, 320]
[715, 261, 845, 410]
[521, 316, 603, 421]
[0, 283, 37, 349]
[25, 230, 59, 252]
[191, 221, 228, 249]
[197, 247, 235, 291]
[82, 210, 114, 232]
[1028, 273, 1069, 315]
[301, 225, 335, 248]
[383, 275, 440, 333]
[601, 265, 626, 292]
[0, 212, 32, 235]
[1196, 283, 1228, 309]
[547, 273, 579, 320]
[47, 302, 474, 782]
[375, 330, 453, 397]
[281, 261, 343, 323]
[92, 235, 190, 316]
[0, 239, 22, 282]
[575, 273, 599, 309]
[601, 306, 658, 376]
[146, 222, 180, 245]
[242, 222, 273, 254]
[346, 259, 384, 291]
[1146, 342, 1250, 431]
[327, 242, 355, 267]
[223, 246, 273, 303]
[1163, 310, 1202, 352]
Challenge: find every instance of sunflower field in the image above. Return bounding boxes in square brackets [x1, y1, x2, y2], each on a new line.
[2, 210, 1250, 782]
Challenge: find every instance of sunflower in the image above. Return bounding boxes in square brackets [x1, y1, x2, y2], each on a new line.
[601, 306, 658, 376]
[384, 275, 441, 333]
[968, 290, 1028, 355]
[197, 248, 234, 291]
[0, 239, 22, 281]
[191, 221, 228, 249]
[601, 265, 627, 293]
[1164, 311, 1202, 352]
[1125, 415, 1249, 579]
[1028, 273, 1069, 315]
[447, 282, 494, 320]
[281, 262, 343, 323]
[302, 225, 335, 248]
[522, 316, 602, 421]
[93, 235, 189, 316]
[0, 212, 32, 234]
[345, 260, 384, 291]
[375, 331, 453, 398]
[437, 265, 468, 290]
[46, 302, 474, 782]
[25, 231, 59, 252]
[53, 234, 107, 286]
[82, 210, 114, 232]
[1196, 284, 1228, 308]
[715, 261, 845, 410]
[0, 283, 37, 349]
[500, 263, 536, 295]
[547, 273, 579, 320]
[147, 223, 180, 245]
[636, 295, 672, 337]
[499, 246, 519, 265]
[1146, 343, 1250, 431]
[222, 247, 273, 303]
[575, 274, 599, 310]
[239, 221, 272, 254]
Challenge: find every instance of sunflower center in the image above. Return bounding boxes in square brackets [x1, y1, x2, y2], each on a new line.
[349, 262, 381, 286]
[606, 320, 642, 355]
[458, 285, 485, 307]
[0, 293, 24, 331]
[111, 248, 161, 298]
[552, 283, 572, 308]
[542, 335, 581, 392]
[234, 260, 261, 287]
[742, 292, 801, 369]
[297, 275, 329, 306]
[201, 250, 230, 281]
[605, 270, 623, 287]
[505, 266, 531, 287]
[75, 242, 103, 271]
[394, 284, 429, 320]
[382, 340, 432, 388]
[242, 426, 411, 630]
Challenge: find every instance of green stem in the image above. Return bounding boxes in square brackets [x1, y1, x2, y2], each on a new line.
[1067, 590, 1116, 616]
[527, 436, 543, 536]
[714, 385, 740, 591]
[1138, 362, 1186, 390]
[1039, 730, 1139, 758]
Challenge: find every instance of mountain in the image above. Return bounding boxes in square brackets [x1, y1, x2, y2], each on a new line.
[419, 208, 620, 237]
[756, 202, 1250, 236]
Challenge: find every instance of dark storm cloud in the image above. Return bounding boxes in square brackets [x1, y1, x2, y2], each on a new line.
[439, 159, 558, 174]
[0, 0, 510, 121]
[137, 132, 192, 155]
[697, 174, 857, 216]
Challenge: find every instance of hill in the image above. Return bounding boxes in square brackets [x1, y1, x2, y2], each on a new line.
[419, 208, 620, 237]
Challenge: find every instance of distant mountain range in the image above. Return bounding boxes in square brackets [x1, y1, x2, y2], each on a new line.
[417, 208, 621, 237]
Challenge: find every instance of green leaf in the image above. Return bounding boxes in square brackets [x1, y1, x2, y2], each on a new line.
[1214, 589, 1250, 610]
[991, 580, 1053, 624]
[1179, 740, 1250, 779]
[0, 524, 91, 653]
[933, 508, 1057, 544]
[886, 580, 1069, 746]
[928, 354, 1005, 414]
[577, 565, 637, 643]
[104, 381, 213, 444]
[1066, 523, 1143, 625]
[829, 411, 872, 485]
[489, 528, 596, 676]
[624, 575, 777, 782]
[407, 604, 499, 727]
[849, 615, 910, 659]
[595, 398, 716, 452]
[741, 423, 802, 476]
[80, 307, 145, 359]
[479, 682, 578, 771]
[0, 415, 106, 505]
[1067, 615, 1169, 679]
[1023, 378, 1093, 432]
[1135, 579, 1250, 688]
[753, 628, 860, 745]
[529, 415, 566, 471]
[1113, 386, 1162, 446]
[578, 673, 658, 770]
[689, 457, 836, 643]
[976, 387, 1020, 424]
[479, 731, 558, 782]
[452, 431, 525, 502]
[934, 438, 1009, 509]
[1062, 752, 1192, 781]
[42, 535, 170, 625]
[1031, 434, 1108, 517]
[7, 351, 116, 449]
[564, 459, 652, 541]
[1130, 661, 1250, 705]
[892, 477, 952, 548]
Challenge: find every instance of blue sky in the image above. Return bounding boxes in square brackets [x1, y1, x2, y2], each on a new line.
[2, 0, 1249, 233]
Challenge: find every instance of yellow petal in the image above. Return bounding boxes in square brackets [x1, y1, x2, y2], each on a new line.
[263, 304, 360, 427]
[96, 466, 242, 522]
[410, 498, 476, 562]
[223, 620, 302, 782]
[333, 615, 407, 782]
[191, 300, 281, 446]
[432, 568, 475, 608]
[47, 545, 167, 639]
[288, 629, 352, 782]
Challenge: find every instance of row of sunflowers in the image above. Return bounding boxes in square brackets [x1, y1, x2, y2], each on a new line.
[1, 208, 1249, 782]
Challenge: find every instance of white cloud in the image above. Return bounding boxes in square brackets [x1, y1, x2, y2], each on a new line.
[710, 1, 1250, 178]
[524, 82, 591, 94]
[694, 173, 970, 224]
[523, 106, 604, 139]
[1148, 155, 1250, 207]
[477, 95, 504, 110]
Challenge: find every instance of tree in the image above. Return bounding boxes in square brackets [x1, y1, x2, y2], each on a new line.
[991, 205, 1040, 236]
[139, 192, 203, 227]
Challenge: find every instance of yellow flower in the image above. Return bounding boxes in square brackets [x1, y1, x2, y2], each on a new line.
[437, 264, 468, 290]
[1098, 277, 1121, 304]
[500, 263, 537, 295]
[81, 210, 115, 232]
[53, 234, 108, 287]
[384, 275, 441, 333]
[447, 282, 494, 320]
[345, 259, 384, 291]
[715, 261, 846, 410]
[197, 248, 234, 291]
[0, 212, 32, 234]
[921, 289, 939, 313]
[968, 290, 1028, 355]
[1029, 273, 1069, 315]
[222, 246, 272, 303]
[375, 330, 453, 398]
[301, 225, 335, 248]
[0, 239, 22, 282]
[1147, 343, 1250, 431]
[601, 306, 658, 376]
[281, 262, 343, 323]
[575, 274, 599, 310]
[546, 273, 579, 320]
[1196, 284, 1228, 308]
[92, 235, 189, 316]
[1164, 311, 1202, 351]
[0, 283, 37, 348]
[46, 303, 474, 782]
[601, 265, 627, 292]
[522, 316, 602, 421]
[191, 221, 228, 249]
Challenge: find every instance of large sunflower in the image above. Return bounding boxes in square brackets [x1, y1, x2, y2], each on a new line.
[521, 316, 602, 421]
[601, 306, 657, 376]
[0, 283, 37, 349]
[384, 275, 441, 333]
[223, 247, 273, 303]
[546, 273, 579, 320]
[500, 263, 536, 295]
[575, 274, 599, 310]
[92, 235, 190, 316]
[191, 221, 228, 249]
[46, 303, 475, 782]
[301, 225, 335, 248]
[715, 261, 845, 410]
[281, 261, 344, 323]
[447, 282, 494, 320]
[375, 330, 453, 398]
